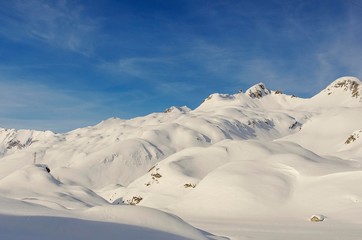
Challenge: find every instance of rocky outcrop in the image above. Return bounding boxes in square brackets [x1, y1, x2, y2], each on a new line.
[323, 77, 362, 99]
[345, 130, 361, 144]
[310, 214, 325, 222]
[246, 83, 271, 99]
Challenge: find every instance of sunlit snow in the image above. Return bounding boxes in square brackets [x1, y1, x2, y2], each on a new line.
[1, 76, 362, 239]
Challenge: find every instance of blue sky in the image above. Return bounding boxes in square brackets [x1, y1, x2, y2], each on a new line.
[0, 0, 361, 132]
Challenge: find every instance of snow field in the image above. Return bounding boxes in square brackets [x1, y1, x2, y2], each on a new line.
[1, 76, 362, 239]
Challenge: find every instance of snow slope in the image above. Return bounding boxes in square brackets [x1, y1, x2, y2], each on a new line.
[1, 76, 362, 239]
[0, 82, 308, 189]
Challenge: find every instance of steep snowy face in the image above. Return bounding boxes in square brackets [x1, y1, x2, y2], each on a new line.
[246, 83, 271, 99]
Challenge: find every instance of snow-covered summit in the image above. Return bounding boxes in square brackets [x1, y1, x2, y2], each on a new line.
[246, 83, 271, 98]
[198, 83, 273, 110]
[309, 76, 362, 107]
[323, 76, 362, 98]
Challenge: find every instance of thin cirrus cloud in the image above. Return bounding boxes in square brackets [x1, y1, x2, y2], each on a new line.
[319, 10, 362, 78]
[99, 57, 176, 80]
[0, 0, 99, 56]
[0, 0, 362, 132]
[0, 78, 105, 133]
[279, 0, 362, 92]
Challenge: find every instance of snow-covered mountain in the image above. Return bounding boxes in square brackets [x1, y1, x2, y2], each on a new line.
[1, 76, 362, 239]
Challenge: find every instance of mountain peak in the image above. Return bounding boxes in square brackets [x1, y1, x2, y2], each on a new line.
[164, 106, 191, 113]
[246, 83, 271, 99]
[323, 76, 362, 99]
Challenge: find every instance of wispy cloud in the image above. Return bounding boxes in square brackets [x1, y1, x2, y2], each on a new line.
[274, 0, 362, 93]
[98, 57, 175, 79]
[186, 0, 362, 96]
[314, 5, 362, 84]
[2, 0, 360, 134]
[0, 0, 99, 56]
[0, 77, 104, 132]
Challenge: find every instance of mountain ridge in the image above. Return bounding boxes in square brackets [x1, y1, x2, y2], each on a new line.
[0, 77, 360, 188]
[1, 76, 362, 239]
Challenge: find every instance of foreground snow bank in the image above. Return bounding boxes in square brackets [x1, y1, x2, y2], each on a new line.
[0, 201, 219, 240]
[0, 214, 206, 240]
[83, 205, 214, 240]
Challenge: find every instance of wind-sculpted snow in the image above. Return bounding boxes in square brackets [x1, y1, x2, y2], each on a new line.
[0, 164, 107, 210]
[1, 76, 362, 239]
[115, 140, 361, 216]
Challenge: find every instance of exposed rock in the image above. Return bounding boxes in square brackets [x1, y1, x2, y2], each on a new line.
[34, 164, 51, 173]
[164, 106, 191, 113]
[7, 140, 24, 149]
[6, 138, 34, 150]
[184, 183, 196, 188]
[310, 215, 325, 222]
[125, 196, 143, 205]
[324, 77, 362, 99]
[289, 121, 302, 130]
[148, 165, 156, 173]
[345, 130, 361, 144]
[334, 79, 360, 98]
[151, 173, 162, 178]
[246, 83, 271, 99]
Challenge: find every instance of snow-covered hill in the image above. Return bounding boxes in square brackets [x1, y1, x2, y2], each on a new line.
[0, 82, 308, 189]
[1, 76, 362, 239]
